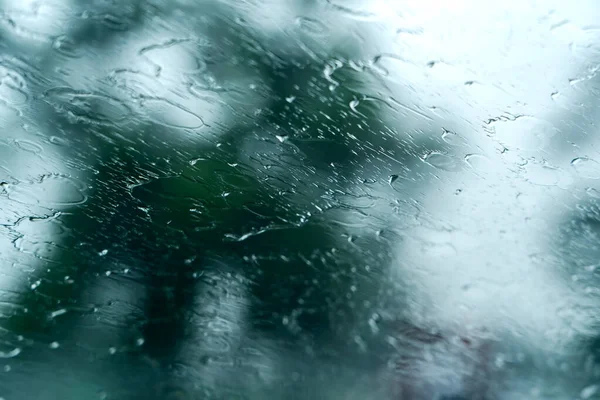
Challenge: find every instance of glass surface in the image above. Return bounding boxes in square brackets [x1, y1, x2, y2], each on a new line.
[1, 1, 600, 399]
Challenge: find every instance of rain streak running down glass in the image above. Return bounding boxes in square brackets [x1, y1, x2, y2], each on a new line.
[1, 0, 600, 399]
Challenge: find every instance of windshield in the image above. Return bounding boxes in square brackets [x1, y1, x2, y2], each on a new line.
[1, 1, 600, 399]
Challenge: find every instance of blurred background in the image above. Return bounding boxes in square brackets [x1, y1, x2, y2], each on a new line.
[1, 0, 600, 399]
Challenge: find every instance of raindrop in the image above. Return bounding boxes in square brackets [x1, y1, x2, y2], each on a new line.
[571, 157, 600, 179]
[0, 348, 20, 359]
[107, 69, 161, 99]
[14, 139, 43, 154]
[371, 53, 421, 85]
[441, 128, 463, 146]
[326, 0, 383, 21]
[523, 160, 567, 186]
[140, 98, 204, 129]
[7, 174, 87, 207]
[48, 136, 67, 146]
[585, 187, 600, 198]
[581, 384, 599, 399]
[49, 342, 60, 349]
[294, 16, 328, 36]
[52, 35, 82, 58]
[49, 309, 67, 319]
[44, 87, 132, 125]
[99, 13, 133, 31]
[139, 38, 207, 76]
[276, 134, 289, 143]
[98, 249, 108, 256]
[490, 116, 557, 151]
[422, 152, 461, 172]
[464, 154, 491, 171]
[0, 77, 28, 105]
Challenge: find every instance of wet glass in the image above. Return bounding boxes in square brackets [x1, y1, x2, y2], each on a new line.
[1, 0, 600, 399]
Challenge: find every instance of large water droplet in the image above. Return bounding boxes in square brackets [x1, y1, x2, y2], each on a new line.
[581, 384, 599, 399]
[294, 16, 328, 36]
[423, 152, 461, 172]
[7, 174, 87, 207]
[141, 98, 205, 129]
[44, 87, 132, 125]
[52, 35, 83, 58]
[0, 348, 20, 359]
[139, 38, 207, 76]
[491, 116, 557, 151]
[571, 157, 600, 179]
[326, 0, 385, 21]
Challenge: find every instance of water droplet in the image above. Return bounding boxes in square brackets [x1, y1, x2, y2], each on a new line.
[99, 13, 133, 31]
[0, 63, 28, 105]
[523, 160, 567, 186]
[30, 280, 41, 290]
[49, 342, 59, 349]
[52, 35, 82, 58]
[490, 116, 557, 151]
[326, 0, 383, 21]
[0, 81, 27, 105]
[571, 157, 600, 179]
[276, 134, 289, 143]
[141, 98, 204, 129]
[464, 154, 491, 171]
[14, 139, 43, 154]
[285, 95, 296, 103]
[98, 249, 108, 256]
[49, 309, 67, 319]
[135, 337, 145, 347]
[7, 174, 87, 207]
[0, 348, 20, 358]
[422, 152, 461, 172]
[294, 16, 328, 36]
[586, 187, 600, 198]
[44, 87, 132, 125]
[108, 69, 160, 98]
[108, 347, 117, 355]
[371, 54, 422, 85]
[440, 128, 464, 147]
[581, 384, 599, 399]
[48, 136, 67, 146]
[139, 38, 206, 76]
